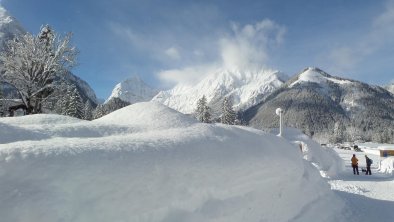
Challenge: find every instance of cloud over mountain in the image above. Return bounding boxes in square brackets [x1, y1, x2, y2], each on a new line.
[157, 19, 286, 86]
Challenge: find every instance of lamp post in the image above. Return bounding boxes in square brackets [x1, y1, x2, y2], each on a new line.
[275, 108, 283, 137]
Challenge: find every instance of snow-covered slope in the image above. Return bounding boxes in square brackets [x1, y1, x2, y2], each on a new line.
[153, 68, 288, 114]
[0, 5, 24, 48]
[385, 83, 394, 95]
[0, 102, 351, 222]
[290, 67, 352, 87]
[246, 67, 394, 143]
[62, 71, 99, 105]
[105, 75, 158, 104]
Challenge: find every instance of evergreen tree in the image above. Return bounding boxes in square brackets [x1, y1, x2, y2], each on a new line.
[83, 101, 93, 120]
[53, 82, 68, 115]
[0, 84, 3, 116]
[66, 87, 83, 119]
[92, 98, 130, 119]
[330, 121, 346, 143]
[93, 104, 105, 119]
[63, 85, 83, 118]
[195, 95, 211, 123]
[221, 96, 236, 125]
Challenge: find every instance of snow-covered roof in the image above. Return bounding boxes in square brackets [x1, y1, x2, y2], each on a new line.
[378, 146, 394, 150]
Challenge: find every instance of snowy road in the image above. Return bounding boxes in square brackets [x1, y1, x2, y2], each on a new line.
[330, 149, 394, 221]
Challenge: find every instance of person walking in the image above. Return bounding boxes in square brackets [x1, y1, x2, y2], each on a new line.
[351, 154, 359, 175]
[365, 155, 372, 175]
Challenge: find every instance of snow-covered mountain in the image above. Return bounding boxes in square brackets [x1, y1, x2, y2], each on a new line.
[153, 68, 288, 115]
[62, 71, 99, 105]
[386, 83, 394, 95]
[105, 75, 158, 104]
[0, 5, 24, 49]
[245, 67, 394, 143]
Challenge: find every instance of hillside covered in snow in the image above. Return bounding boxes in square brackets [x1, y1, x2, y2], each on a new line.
[386, 83, 394, 95]
[0, 102, 356, 222]
[245, 67, 394, 143]
[153, 68, 288, 115]
[0, 5, 24, 49]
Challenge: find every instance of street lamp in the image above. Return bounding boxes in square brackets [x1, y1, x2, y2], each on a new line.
[276, 108, 283, 137]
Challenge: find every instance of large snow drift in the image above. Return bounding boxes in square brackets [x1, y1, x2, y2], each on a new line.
[0, 102, 350, 222]
[273, 127, 345, 178]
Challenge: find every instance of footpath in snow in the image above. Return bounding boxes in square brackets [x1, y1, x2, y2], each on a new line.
[328, 149, 394, 222]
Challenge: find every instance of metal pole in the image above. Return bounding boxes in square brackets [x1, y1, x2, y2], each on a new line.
[279, 111, 282, 137]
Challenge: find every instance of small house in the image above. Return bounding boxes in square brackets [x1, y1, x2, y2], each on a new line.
[378, 146, 394, 157]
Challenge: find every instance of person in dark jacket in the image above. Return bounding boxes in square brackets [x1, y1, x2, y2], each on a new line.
[351, 154, 359, 175]
[365, 155, 372, 175]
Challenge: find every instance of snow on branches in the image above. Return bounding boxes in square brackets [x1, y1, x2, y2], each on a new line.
[194, 95, 211, 123]
[221, 96, 236, 125]
[0, 25, 77, 114]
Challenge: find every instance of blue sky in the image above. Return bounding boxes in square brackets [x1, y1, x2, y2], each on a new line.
[2, 0, 394, 99]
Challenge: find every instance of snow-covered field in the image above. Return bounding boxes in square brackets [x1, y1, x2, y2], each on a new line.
[0, 102, 393, 222]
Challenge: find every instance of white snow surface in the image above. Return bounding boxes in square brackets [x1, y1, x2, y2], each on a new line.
[105, 75, 158, 104]
[378, 157, 394, 175]
[273, 127, 345, 178]
[290, 67, 352, 88]
[0, 102, 351, 222]
[386, 83, 394, 95]
[152, 68, 288, 113]
[330, 148, 394, 219]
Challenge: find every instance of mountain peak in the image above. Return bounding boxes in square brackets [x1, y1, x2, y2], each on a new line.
[0, 5, 12, 23]
[0, 5, 25, 48]
[153, 68, 288, 114]
[105, 76, 158, 104]
[290, 67, 351, 87]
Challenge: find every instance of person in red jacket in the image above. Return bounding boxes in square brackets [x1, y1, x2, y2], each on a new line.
[351, 154, 359, 175]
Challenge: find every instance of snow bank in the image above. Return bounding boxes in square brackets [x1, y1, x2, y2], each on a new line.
[0, 114, 83, 125]
[273, 127, 345, 177]
[378, 157, 394, 175]
[0, 102, 349, 222]
[95, 101, 196, 129]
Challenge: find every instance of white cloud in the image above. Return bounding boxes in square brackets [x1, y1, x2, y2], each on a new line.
[157, 19, 286, 85]
[327, 0, 394, 72]
[165, 47, 181, 60]
[220, 19, 285, 70]
[157, 64, 218, 86]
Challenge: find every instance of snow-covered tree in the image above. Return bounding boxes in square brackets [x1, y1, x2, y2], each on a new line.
[64, 86, 83, 118]
[0, 25, 77, 114]
[221, 96, 236, 125]
[83, 101, 93, 120]
[0, 83, 3, 116]
[330, 121, 346, 143]
[93, 104, 105, 119]
[195, 95, 211, 123]
[92, 98, 129, 119]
